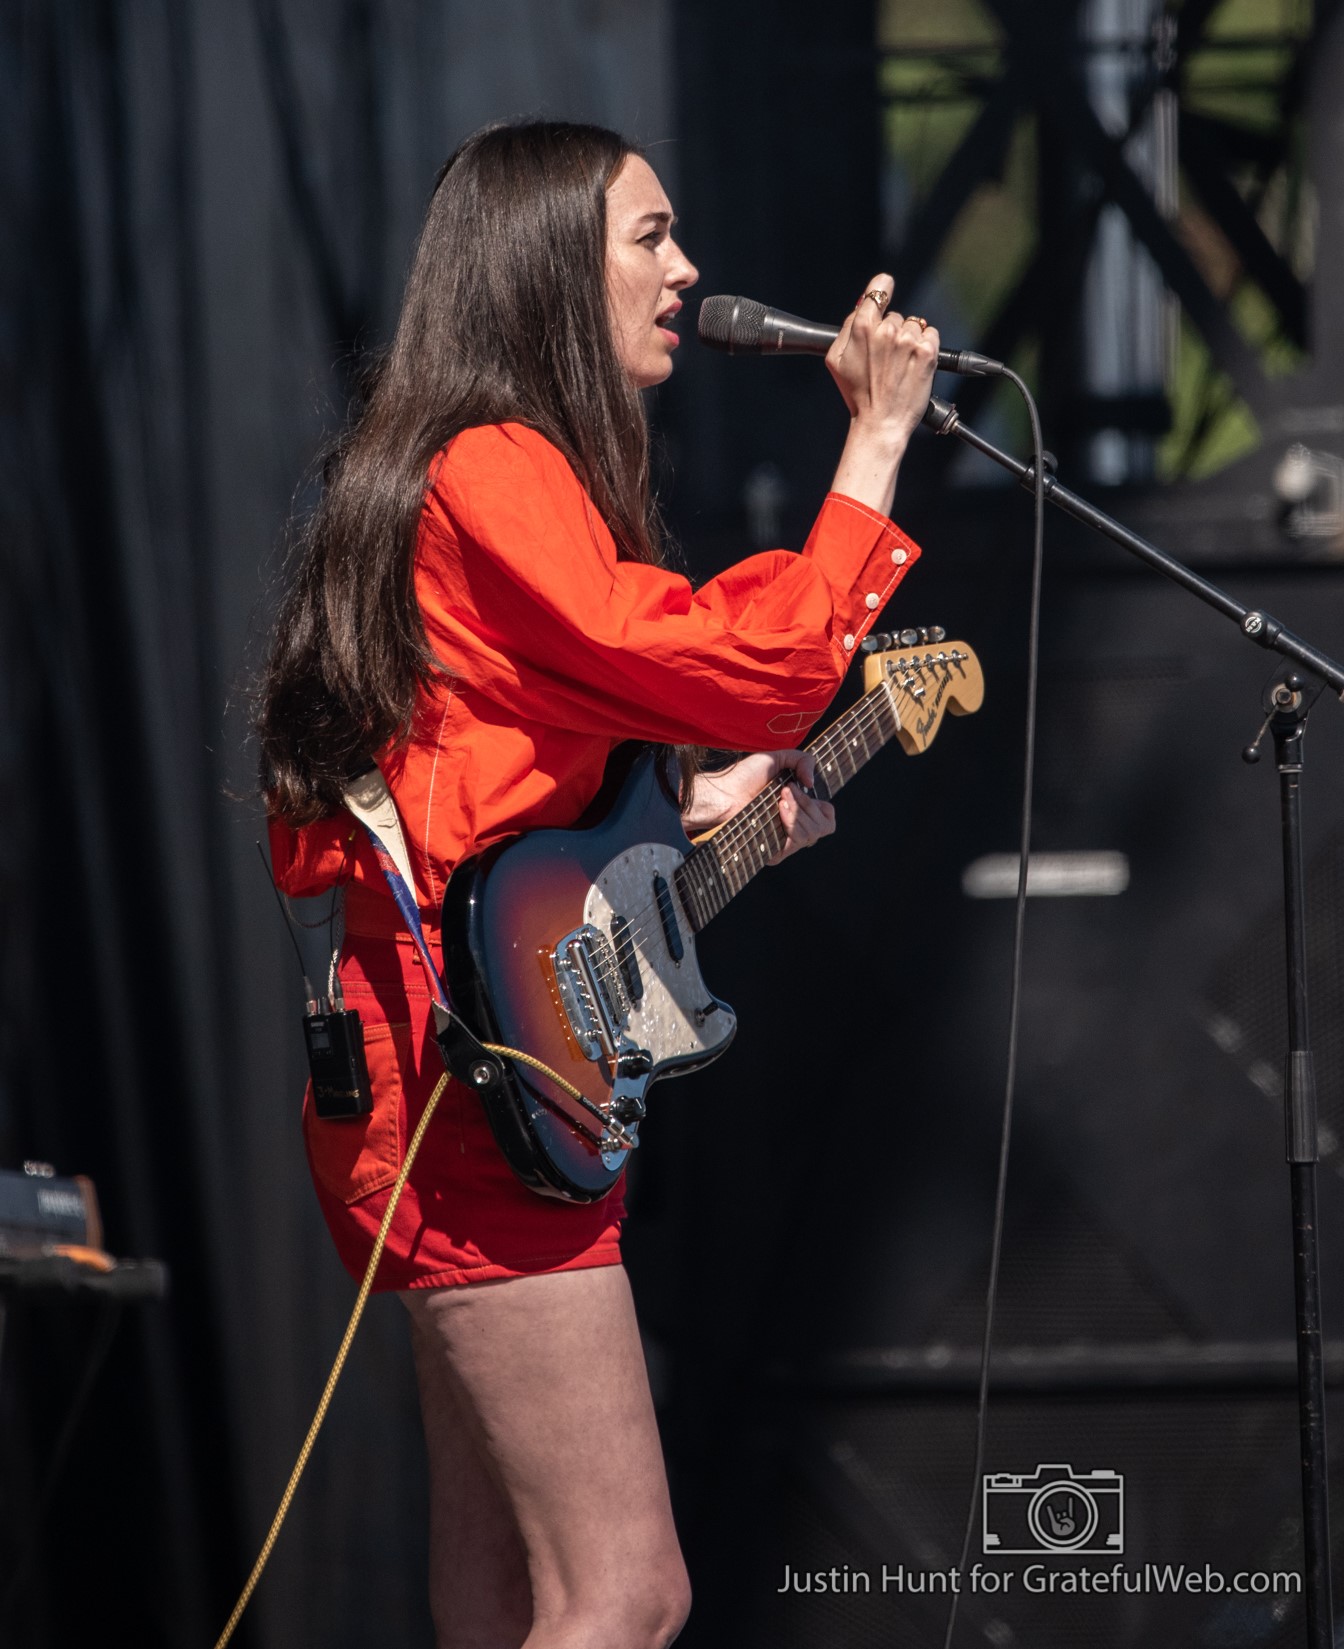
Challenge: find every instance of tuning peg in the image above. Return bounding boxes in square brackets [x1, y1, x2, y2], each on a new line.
[927, 625, 946, 643]
[898, 628, 921, 647]
[861, 631, 891, 654]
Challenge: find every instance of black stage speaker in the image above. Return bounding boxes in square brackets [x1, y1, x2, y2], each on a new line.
[649, 549, 1344, 1649]
[732, 1386, 1344, 1648]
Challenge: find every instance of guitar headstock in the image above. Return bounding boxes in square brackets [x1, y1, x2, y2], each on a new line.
[861, 629, 985, 755]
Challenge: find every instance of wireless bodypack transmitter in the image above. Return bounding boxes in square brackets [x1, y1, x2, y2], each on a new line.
[257, 834, 376, 1122]
[303, 1007, 374, 1121]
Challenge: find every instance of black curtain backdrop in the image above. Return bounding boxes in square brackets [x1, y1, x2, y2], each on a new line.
[1, 4, 676, 1643]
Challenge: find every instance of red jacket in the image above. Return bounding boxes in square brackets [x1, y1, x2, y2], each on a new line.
[270, 420, 921, 908]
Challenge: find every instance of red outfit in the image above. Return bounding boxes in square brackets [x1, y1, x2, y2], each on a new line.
[270, 422, 921, 1288]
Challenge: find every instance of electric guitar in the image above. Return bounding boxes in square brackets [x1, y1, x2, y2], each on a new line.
[440, 632, 985, 1201]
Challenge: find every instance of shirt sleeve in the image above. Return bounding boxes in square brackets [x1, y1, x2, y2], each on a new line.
[417, 423, 922, 751]
[267, 810, 353, 900]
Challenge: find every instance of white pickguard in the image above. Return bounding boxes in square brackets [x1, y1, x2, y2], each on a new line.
[583, 841, 736, 1071]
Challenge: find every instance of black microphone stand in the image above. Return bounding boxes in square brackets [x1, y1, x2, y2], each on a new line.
[923, 392, 1342, 1647]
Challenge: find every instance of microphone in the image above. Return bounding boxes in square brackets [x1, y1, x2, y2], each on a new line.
[697, 294, 1003, 377]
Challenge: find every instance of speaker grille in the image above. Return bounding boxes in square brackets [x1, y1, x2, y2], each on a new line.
[740, 1392, 1323, 1648]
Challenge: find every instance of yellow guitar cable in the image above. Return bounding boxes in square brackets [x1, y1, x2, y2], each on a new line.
[213, 1041, 595, 1649]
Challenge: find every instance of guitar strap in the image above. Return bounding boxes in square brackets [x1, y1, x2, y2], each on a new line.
[341, 766, 420, 912]
[341, 767, 507, 1091]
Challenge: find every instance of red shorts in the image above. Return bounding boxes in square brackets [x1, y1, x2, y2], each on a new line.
[303, 884, 625, 1290]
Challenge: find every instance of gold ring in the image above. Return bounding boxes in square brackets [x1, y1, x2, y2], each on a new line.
[910, 315, 929, 330]
[863, 289, 890, 309]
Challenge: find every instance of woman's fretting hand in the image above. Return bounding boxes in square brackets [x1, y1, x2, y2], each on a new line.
[682, 751, 836, 866]
[827, 274, 940, 519]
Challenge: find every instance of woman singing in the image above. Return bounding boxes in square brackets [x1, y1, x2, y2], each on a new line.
[258, 119, 938, 1649]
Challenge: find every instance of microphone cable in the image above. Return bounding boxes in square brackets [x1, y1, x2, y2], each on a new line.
[938, 367, 1046, 1649]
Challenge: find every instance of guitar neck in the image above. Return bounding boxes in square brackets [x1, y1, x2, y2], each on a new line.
[674, 675, 901, 933]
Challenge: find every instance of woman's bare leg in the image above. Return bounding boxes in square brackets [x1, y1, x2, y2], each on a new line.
[408, 1313, 533, 1647]
[402, 1264, 691, 1649]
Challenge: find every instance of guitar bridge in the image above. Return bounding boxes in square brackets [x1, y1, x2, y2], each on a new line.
[552, 924, 630, 1061]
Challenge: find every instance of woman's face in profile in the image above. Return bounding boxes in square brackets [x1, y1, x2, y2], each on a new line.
[606, 155, 699, 390]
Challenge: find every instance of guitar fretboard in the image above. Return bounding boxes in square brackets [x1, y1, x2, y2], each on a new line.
[674, 670, 906, 933]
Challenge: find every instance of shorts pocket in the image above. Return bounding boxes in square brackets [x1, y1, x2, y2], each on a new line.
[303, 1019, 409, 1204]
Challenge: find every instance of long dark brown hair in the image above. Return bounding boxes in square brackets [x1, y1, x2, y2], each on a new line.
[256, 119, 666, 825]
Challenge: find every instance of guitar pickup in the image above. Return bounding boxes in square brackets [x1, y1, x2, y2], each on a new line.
[610, 913, 643, 1002]
[653, 873, 684, 963]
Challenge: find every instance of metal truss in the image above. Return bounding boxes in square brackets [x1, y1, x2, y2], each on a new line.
[880, 0, 1332, 485]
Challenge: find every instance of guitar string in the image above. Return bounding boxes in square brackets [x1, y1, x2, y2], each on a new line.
[616, 652, 966, 951]
[686, 650, 969, 887]
[590, 657, 969, 1002]
[598, 662, 947, 980]
[577, 705, 887, 1016]
[596, 676, 903, 978]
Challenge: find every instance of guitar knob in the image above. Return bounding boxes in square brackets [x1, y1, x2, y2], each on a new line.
[928, 625, 946, 642]
[898, 628, 920, 647]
